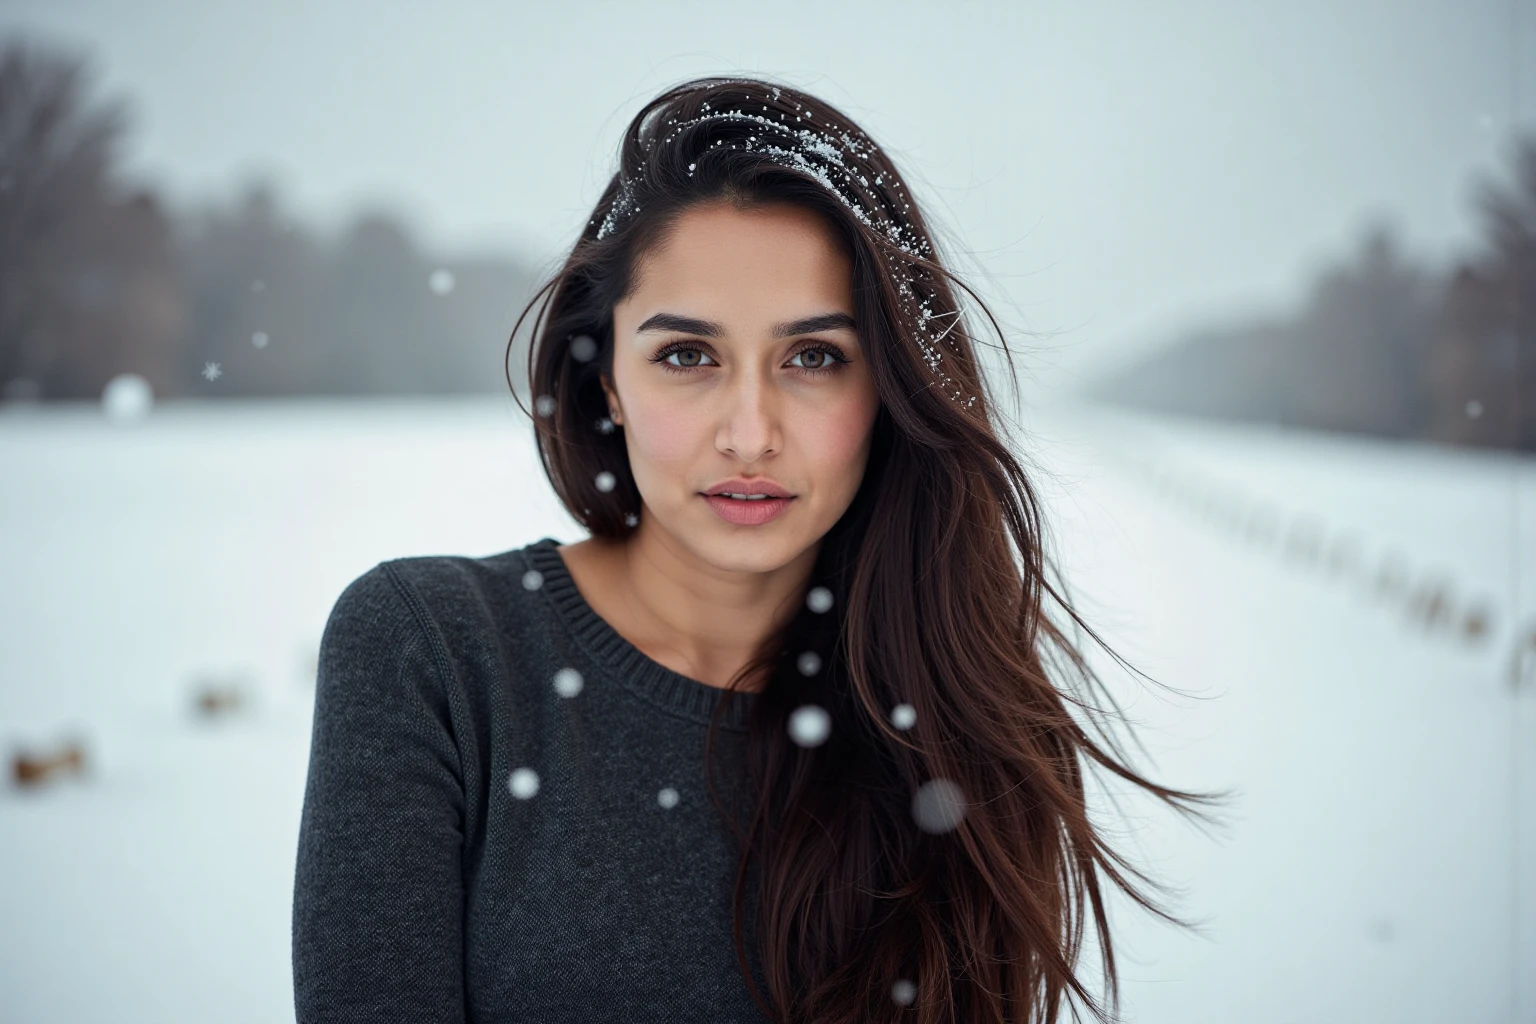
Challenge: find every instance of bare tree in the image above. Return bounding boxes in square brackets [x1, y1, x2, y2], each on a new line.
[1429, 135, 1536, 451]
[0, 36, 184, 402]
[1288, 221, 1438, 437]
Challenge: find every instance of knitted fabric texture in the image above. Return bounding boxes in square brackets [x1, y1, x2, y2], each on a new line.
[291, 536, 767, 1022]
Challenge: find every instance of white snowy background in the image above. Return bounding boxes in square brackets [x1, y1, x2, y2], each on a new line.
[1, 394, 1530, 1022]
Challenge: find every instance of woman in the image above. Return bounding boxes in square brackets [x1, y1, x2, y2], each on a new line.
[292, 75, 1230, 1023]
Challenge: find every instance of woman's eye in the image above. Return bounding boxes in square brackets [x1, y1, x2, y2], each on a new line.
[664, 347, 716, 369]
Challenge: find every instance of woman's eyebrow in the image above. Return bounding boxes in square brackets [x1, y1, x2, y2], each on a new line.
[635, 311, 857, 338]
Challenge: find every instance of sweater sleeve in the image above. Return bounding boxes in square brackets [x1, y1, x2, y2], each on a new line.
[292, 562, 468, 1023]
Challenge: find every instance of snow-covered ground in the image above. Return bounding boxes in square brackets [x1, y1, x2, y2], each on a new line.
[1, 394, 1531, 1023]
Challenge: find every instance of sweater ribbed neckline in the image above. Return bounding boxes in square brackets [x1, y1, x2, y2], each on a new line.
[520, 536, 759, 732]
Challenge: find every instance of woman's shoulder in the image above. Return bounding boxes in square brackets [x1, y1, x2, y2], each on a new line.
[314, 538, 566, 753]
[348, 534, 559, 620]
[323, 536, 559, 658]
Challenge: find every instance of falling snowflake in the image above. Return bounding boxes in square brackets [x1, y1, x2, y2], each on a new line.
[624, 512, 639, 528]
[201, 362, 222, 382]
[569, 334, 598, 362]
[657, 787, 680, 809]
[101, 373, 153, 421]
[552, 666, 584, 698]
[890, 703, 916, 730]
[534, 394, 557, 417]
[594, 471, 616, 492]
[521, 569, 544, 591]
[596, 417, 615, 434]
[507, 767, 539, 799]
[796, 651, 822, 677]
[911, 778, 966, 834]
[787, 704, 831, 747]
[805, 586, 833, 613]
[891, 979, 917, 1006]
[251, 331, 269, 349]
[428, 269, 455, 295]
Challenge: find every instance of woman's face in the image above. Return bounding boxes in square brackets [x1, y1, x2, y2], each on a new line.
[602, 200, 882, 574]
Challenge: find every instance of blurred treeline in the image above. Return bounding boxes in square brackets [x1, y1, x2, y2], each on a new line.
[1089, 139, 1536, 452]
[0, 38, 539, 404]
[3, 37, 1530, 453]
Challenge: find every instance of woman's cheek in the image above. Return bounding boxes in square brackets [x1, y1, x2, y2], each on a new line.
[813, 395, 879, 477]
[622, 394, 700, 469]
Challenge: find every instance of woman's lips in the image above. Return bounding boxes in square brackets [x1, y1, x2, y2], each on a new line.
[702, 494, 794, 526]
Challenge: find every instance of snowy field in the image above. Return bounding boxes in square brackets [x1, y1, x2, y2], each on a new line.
[0, 393, 1531, 1023]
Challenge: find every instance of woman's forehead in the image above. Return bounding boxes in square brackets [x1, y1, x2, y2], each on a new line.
[650, 203, 846, 266]
[623, 207, 852, 315]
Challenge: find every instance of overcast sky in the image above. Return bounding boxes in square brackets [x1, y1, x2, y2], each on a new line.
[4, 0, 1531, 388]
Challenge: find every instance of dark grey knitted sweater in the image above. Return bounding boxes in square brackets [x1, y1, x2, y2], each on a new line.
[292, 536, 771, 1022]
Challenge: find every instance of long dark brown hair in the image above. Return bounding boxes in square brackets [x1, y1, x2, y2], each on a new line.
[506, 75, 1234, 1024]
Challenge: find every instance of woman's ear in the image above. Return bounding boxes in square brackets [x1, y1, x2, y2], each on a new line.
[600, 373, 624, 426]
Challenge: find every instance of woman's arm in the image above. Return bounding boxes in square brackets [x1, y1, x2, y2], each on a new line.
[292, 563, 467, 1022]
